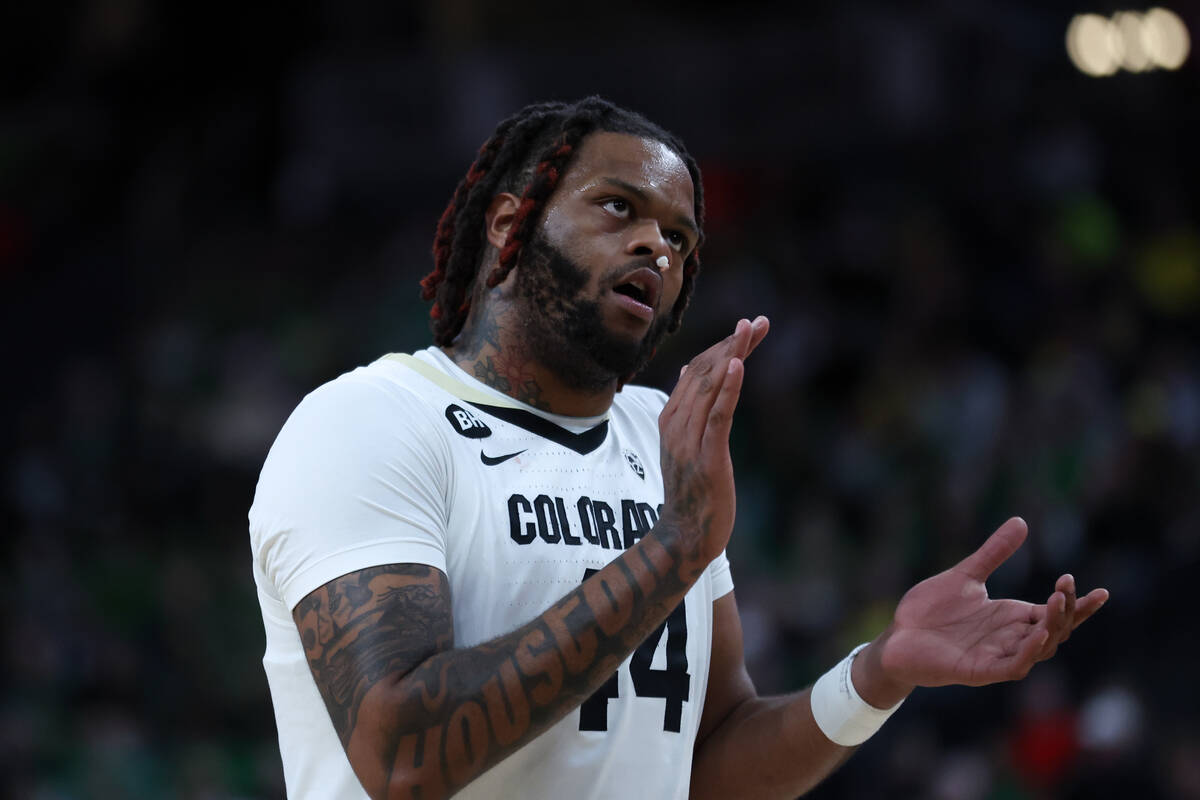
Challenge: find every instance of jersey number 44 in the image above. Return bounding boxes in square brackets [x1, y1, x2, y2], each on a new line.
[578, 568, 690, 733]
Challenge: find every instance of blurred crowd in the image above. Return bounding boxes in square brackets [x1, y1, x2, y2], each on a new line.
[2, 1, 1198, 798]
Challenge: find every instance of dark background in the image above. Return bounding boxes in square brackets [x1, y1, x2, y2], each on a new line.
[3, 1, 1198, 797]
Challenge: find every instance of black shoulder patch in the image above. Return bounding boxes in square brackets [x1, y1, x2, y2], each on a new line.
[445, 404, 492, 438]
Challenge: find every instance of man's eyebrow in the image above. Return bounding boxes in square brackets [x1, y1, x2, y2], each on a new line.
[598, 177, 700, 238]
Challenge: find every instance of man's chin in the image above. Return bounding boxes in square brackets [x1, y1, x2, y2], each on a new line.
[591, 322, 667, 380]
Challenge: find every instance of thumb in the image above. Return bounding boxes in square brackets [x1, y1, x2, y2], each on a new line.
[957, 517, 1028, 582]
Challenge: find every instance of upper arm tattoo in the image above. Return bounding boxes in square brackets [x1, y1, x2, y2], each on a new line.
[293, 564, 453, 747]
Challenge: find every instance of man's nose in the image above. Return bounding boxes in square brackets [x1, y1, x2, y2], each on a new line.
[626, 220, 671, 265]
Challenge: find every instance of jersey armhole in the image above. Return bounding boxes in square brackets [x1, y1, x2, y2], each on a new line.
[708, 549, 734, 600]
[279, 538, 448, 611]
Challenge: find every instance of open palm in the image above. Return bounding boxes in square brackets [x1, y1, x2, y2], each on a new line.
[879, 518, 1108, 688]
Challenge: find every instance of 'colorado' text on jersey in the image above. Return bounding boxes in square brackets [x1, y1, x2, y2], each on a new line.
[249, 347, 733, 799]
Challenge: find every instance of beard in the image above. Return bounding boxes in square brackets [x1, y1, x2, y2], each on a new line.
[512, 231, 673, 392]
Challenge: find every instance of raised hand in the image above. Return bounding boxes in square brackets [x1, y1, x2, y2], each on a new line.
[658, 316, 770, 566]
[869, 517, 1109, 694]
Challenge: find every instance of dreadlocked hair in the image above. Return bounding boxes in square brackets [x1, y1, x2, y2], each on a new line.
[420, 96, 705, 346]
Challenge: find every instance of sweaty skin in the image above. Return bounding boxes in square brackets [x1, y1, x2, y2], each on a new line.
[449, 132, 695, 418]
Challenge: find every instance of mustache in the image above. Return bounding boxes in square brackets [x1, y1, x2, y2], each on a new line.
[601, 257, 663, 285]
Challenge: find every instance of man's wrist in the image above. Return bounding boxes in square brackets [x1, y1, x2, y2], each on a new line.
[850, 628, 914, 710]
[650, 510, 722, 573]
[809, 642, 906, 747]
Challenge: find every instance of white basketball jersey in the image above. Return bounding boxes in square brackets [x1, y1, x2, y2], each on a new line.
[249, 347, 733, 799]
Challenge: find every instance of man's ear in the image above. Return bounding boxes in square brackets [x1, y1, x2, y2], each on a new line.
[485, 193, 521, 250]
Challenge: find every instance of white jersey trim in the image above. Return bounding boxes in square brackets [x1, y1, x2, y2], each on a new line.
[279, 537, 447, 612]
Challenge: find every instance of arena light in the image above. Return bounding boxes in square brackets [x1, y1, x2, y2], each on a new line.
[1067, 13, 1122, 75]
[1114, 12, 1152, 71]
[1144, 7, 1190, 68]
[1066, 8, 1190, 76]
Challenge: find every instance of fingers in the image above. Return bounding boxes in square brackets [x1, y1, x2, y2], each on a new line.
[1035, 585, 1069, 662]
[949, 580, 1108, 687]
[1072, 588, 1109, 630]
[672, 315, 769, 391]
[1058, 574, 1076, 635]
[656, 317, 764, 553]
[744, 315, 770, 358]
[681, 320, 749, 430]
[1048, 574, 1075, 636]
[671, 318, 748, 396]
[1014, 622, 1051, 678]
[665, 318, 754, 441]
[660, 316, 767, 470]
[957, 517, 1029, 582]
[1034, 577, 1110, 663]
[700, 357, 745, 451]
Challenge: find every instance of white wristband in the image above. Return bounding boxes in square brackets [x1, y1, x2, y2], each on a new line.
[809, 643, 904, 746]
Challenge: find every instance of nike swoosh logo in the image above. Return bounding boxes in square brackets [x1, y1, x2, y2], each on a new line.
[480, 449, 526, 466]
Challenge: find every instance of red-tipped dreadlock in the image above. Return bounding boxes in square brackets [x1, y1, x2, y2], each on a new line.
[420, 96, 705, 346]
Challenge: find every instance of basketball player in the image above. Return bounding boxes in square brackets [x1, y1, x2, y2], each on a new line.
[249, 97, 1108, 799]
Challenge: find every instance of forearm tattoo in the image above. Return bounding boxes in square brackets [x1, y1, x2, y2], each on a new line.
[293, 523, 708, 799]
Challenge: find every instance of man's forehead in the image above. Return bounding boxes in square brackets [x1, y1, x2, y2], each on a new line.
[567, 132, 693, 199]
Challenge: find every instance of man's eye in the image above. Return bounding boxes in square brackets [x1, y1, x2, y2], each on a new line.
[602, 198, 630, 217]
[667, 232, 687, 252]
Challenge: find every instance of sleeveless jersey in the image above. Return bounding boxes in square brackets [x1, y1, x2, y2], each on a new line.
[248, 347, 734, 799]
